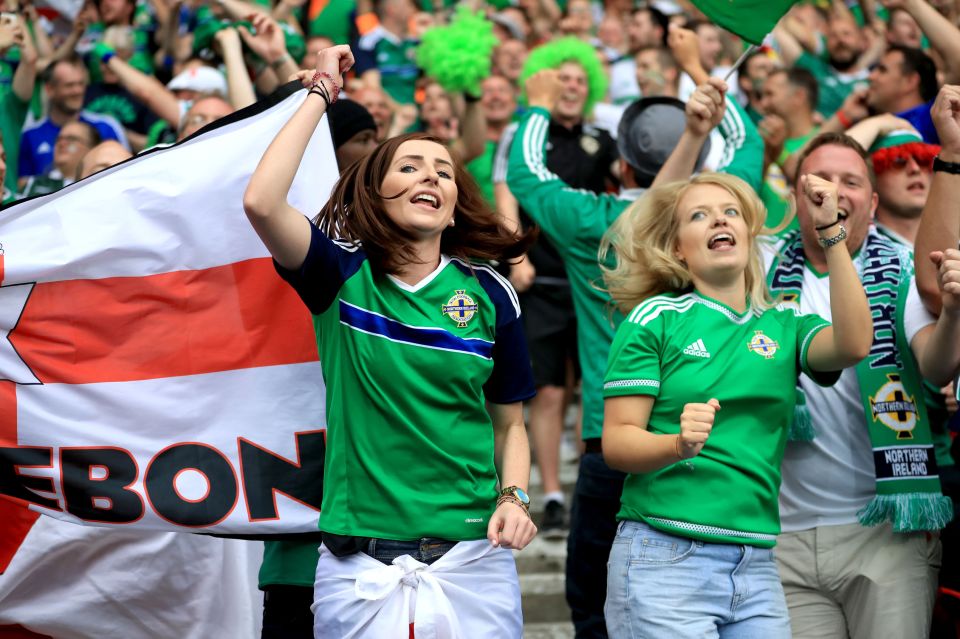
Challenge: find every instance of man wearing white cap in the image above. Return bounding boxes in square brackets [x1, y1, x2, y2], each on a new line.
[91, 25, 253, 150]
[167, 66, 230, 100]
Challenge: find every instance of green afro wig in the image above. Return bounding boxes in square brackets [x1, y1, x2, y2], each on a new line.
[520, 37, 608, 116]
[416, 7, 498, 98]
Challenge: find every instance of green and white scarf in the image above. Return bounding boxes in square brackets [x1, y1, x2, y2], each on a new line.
[768, 229, 953, 532]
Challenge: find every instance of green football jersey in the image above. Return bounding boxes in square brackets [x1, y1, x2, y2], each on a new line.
[794, 51, 868, 118]
[259, 538, 321, 588]
[277, 224, 535, 541]
[506, 103, 764, 441]
[356, 27, 419, 105]
[603, 291, 836, 547]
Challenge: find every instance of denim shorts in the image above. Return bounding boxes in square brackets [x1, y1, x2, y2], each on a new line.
[364, 537, 458, 566]
[605, 520, 790, 639]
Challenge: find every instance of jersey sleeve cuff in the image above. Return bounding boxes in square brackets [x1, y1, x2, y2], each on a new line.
[799, 321, 841, 387]
[487, 387, 537, 405]
[602, 378, 661, 398]
[527, 106, 551, 120]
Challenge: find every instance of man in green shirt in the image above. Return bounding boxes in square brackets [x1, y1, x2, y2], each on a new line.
[774, 12, 872, 118]
[507, 71, 761, 637]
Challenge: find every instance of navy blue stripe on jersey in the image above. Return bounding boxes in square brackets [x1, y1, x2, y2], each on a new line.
[274, 221, 368, 315]
[339, 300, 495, 359]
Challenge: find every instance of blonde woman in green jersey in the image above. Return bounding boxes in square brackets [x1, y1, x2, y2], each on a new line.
[244, 46, 538, 638]
[598, 172, 872, 639]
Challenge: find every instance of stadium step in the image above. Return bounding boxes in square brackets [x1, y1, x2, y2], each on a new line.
[516, 448, 579, 635]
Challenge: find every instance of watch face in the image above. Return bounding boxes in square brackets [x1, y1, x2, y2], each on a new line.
[515, 488, 530, 505]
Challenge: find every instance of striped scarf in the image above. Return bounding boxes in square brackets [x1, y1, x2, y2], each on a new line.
[768, 229, 953, 532]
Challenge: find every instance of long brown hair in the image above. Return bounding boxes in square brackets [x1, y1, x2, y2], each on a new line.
[314, 132, 535, 274]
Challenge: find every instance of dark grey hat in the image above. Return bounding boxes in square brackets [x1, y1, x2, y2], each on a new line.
[616, 96, 711, 184]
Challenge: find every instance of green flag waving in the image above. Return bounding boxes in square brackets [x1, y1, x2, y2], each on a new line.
[691, 0, 796, 45]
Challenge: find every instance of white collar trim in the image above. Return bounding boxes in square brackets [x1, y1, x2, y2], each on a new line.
[387, 255, 451, 292]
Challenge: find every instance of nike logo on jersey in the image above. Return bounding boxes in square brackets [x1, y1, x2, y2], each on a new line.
[682, 339, 711, 358]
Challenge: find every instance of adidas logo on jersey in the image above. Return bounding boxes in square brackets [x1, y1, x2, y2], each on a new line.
[682, 339, 711, 358]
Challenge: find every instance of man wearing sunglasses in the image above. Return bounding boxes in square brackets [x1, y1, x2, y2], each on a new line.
[870, 122, 938, 246]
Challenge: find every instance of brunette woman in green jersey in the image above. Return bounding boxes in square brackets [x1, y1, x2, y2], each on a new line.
[599, 171, 872, 638]
[244, 45, 538, 638]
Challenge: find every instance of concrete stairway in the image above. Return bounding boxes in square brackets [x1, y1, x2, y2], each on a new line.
[515, 448, 579, 638]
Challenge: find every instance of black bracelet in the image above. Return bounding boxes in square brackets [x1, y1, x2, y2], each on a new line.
[815, 219, 840, 231]
[308, 86, 330, 108]
[933, 155, 960, 175]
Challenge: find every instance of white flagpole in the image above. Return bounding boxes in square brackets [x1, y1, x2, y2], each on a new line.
[723, 44, 759, 82]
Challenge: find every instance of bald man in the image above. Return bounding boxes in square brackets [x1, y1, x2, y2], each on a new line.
[77, 140, 132, 180]
[178, 96, 234, 142]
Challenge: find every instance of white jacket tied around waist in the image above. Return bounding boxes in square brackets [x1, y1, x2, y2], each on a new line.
[312, 539, 522, 639]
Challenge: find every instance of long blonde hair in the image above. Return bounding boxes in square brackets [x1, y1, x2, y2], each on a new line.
[600, 172, 773, 314]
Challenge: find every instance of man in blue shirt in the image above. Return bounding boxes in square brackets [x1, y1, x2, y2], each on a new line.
[866, 45, 940, 144]
[19, 55, 126, 179]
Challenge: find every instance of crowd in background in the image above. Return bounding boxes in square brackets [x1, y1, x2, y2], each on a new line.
[6, 0, 960, 636]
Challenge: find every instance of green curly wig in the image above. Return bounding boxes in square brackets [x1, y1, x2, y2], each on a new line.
[416, 8, 498, 98]
[520, 37, 608, 116]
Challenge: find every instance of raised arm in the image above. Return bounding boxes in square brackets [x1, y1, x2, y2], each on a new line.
[653, 78, 763, 193]
[243, 46, 353, 270]
[772, 23, 805, 67]
[491, 126, 535, 293]
[239, 13, 299, 97]
[11, 16, 37, 104]
[23, 5, 52, 60]
[652, 78, 725, 187]
[96, 44, 181, 126]
[506, 70, 606, 242]
[915, 249, 960, 384]
[884, 0, 960, 83]
[215, 26, 257, 110]
[217, 0, 270, 20]
[843, 113, 916, 152]
[915, 85, 960, 314]
[40, 4, 94, 72]
[802, 175, 874, 371]
[668, 25, 709, 85]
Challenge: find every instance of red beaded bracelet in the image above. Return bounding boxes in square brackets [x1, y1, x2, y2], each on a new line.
[309, 70, 340, 104]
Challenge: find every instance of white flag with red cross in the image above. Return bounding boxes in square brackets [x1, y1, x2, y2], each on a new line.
[0, 86, 334, 576]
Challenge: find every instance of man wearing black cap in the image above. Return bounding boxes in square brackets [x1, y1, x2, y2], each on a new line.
[257, 97, 377, 639]
[506, 73, 762, 638]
